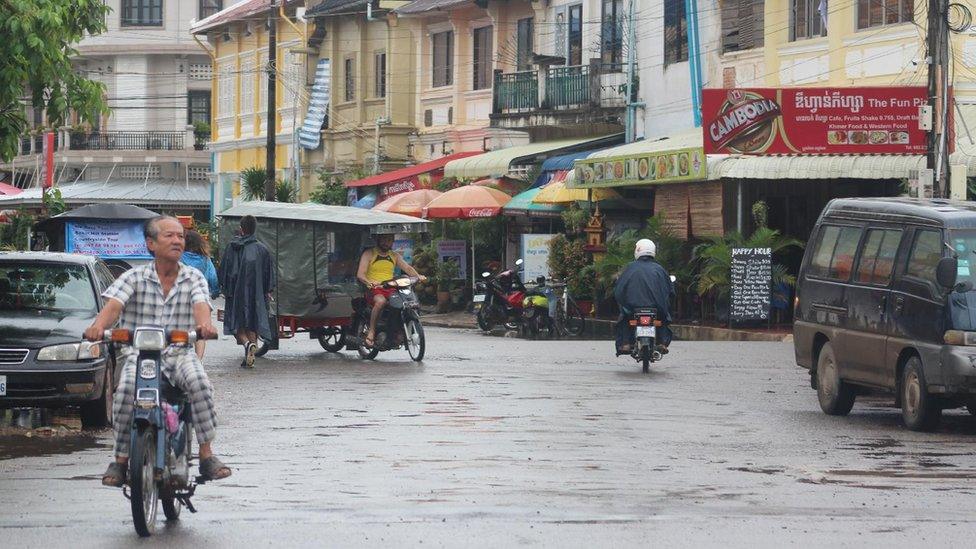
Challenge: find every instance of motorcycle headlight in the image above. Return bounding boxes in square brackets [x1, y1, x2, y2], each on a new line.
[36, 341, 101, 361]
[133, 328, 166, 351]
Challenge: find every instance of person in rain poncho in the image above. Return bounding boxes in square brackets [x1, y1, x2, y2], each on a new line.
[613, 238, 675, 354]
[219, 215, 275, 368]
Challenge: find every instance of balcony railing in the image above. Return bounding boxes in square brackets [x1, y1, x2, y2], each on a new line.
[70, 131, 184, 151]
[546, 65, 589, 109]
[493, 70, 539, 113]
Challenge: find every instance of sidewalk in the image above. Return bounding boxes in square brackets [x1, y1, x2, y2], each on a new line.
[421, 310, 793, 343]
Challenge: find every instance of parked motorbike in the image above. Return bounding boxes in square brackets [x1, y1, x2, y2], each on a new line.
[475, 259, 527, 332]
[351, 276, 426, 361]
[99, 327, 216, 537]
[521, 275, 554, 339]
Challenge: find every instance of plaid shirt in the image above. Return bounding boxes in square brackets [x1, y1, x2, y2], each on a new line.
[103, 262, 212, 334]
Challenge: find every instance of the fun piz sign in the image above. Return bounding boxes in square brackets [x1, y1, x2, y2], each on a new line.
[702, 87, 934, 155]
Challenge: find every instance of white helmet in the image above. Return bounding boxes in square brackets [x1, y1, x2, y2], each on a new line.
[634, 238, 656, 259]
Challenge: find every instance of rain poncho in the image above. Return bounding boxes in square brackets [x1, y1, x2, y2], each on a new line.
[613, 257, 675, 321]
[219, 234, 276, 340]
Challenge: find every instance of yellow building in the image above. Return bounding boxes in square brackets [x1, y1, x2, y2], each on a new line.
[191, 0, 309, 211]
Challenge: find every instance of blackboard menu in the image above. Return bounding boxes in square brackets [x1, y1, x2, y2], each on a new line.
[731, 247, 772, 321]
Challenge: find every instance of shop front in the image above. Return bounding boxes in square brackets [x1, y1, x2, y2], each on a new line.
[345, 152, 482, 207]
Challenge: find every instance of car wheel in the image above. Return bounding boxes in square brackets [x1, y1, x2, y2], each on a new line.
[81, 360, 114, 429]
[901, 356, 941, 431]
[816, 342, 856, 416]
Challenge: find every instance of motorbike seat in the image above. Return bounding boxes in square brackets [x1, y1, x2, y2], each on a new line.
[160, 375, 188, 406]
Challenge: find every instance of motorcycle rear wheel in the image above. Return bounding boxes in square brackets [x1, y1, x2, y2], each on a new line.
[357, 320, 379, 360]
[641, 346, 651, 374]
[129, 428, 159, 537]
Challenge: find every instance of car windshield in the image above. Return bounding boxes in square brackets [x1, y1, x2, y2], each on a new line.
[948, 230, 976, 330]
[0, 263, 97, 312]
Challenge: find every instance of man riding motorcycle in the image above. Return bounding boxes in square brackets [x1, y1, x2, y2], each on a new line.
[84, 216, 231, 487]
[613, 238, 675, 355]
[356, 234, 426, 347]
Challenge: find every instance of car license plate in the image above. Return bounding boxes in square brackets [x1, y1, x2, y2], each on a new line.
[473, 294, 486, 303]
[635, 326, 655, 338]
[0, 375, 6, 396]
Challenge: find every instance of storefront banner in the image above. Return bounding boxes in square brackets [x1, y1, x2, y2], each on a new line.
[436, 239, 467, 280]
[702, 87, 933, 155]
[65, 221, 152, 259]
[520, 234, 555, 283]
[379, 172, 435, 200]
[574, 147, 706, 189]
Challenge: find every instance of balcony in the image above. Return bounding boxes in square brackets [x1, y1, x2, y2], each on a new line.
[490, 59, 629, 135]
[70, 131, 184, 151]
[9, 127, 208, 169]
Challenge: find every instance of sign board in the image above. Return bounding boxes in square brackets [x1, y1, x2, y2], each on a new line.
[730, 247, 771, 321]
[436, 239, 467, 280]
[574, 147, 706, 189]
[378, 172, 435, 200]
[520, 234, 555, 282]
[41, 132, 55, 189]
[65, 221, 152, 259]
[393, 237, 413, 275]
[703, 87, 934, 155]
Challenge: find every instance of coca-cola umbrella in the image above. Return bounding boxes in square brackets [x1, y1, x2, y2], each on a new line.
[372, 189, 443, 218]
[423, 185, 512, 289]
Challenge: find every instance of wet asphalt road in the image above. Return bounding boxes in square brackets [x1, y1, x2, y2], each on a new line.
[2, 327, 976, 547]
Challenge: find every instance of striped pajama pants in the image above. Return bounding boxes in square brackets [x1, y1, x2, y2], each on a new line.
[112, 349, 218, 458]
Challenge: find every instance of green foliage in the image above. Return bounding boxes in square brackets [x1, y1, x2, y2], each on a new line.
[548, 234, 592, 299]
[192, 120, 210, 136]
[308, 170, 348, 206]
[560, 204, 588, 233]
[0, 209, 35, 250]
[435, 176, 461, 193]
[0, 0, 110, 162]
[693, 227, 804, 299]
[410, 241, 438, 303]
[275, 179, 298, 203]
[592, 214, 693, 299]
[42, 187, 67, 216]
[434, 257, 460, 292]
[240, 166, 269, 201]
[751, 200, 769, 229]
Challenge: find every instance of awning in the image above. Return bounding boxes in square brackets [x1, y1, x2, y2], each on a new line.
[0, 180, 211, 208]
[218, 201, 429, 233]
[444, 135, 621, 180]
[572, 129, 707, 189]
[345, 152, 481, 188]
[707, 154, 926, 180]
[0, 182, 22, 196]
[299, 59, 331, 150]
[503, 186, 565, 217]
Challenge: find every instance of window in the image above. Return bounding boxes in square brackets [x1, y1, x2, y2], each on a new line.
[855, 229, 902, 285]
[568, 5, 583, 66]
[906, 230, 943, 283]
[187, 90, 211, 124]
[121, 0, 163, 27]
[601, 0, 623, 66]
[809, 225, 862, 280]
[857, 0, 914, 29]
[791, 0, 826, 41]
[722, 0, 765, 53]
[432, 31, 454, 87]
[375, 52, 387, 98]
[240, 59, 255, 114]
[344, 58, 355, 102]
[473, 26, 493, 90]
[664, 0, 688, 65]
[217, 64, 234, 118]
[517, 18, 533, 71]
[199, 0, 221, 20]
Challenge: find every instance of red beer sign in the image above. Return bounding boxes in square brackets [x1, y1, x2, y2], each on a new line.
[702, 87, 933, 155]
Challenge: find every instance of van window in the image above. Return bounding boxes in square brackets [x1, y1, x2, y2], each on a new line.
[855, 229, 902, 285]
[809, 225, 861, 280]
[906, 229, 943, 284]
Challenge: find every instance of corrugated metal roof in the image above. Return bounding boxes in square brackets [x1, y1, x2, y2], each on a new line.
[395, 0, 472, 15]
[444, 136, 618, 179]
[218, 201, 430, 231]
[305, 0, 365, 17]
[192, 0, 271, 34]
[345, 152, 481, 188]
[0, 180, 211, 207]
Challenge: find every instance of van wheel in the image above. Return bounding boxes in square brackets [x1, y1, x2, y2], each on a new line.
[901, 356, 941, 431]
[816, 343, 856, 416]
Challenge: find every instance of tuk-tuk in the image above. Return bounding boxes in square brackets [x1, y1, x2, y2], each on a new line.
[216, 201, 429, 355]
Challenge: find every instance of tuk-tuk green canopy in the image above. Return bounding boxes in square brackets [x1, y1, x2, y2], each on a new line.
[218, 201, 429, 235]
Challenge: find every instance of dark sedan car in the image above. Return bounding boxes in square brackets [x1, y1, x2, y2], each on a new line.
[0, 252, 118, 428]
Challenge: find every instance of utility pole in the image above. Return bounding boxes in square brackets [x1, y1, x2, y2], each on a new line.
[373, 116, 390, 174]
[264, 3, 278, 201]
[926, 0, 950, 198]
[624, 0, 636, 143]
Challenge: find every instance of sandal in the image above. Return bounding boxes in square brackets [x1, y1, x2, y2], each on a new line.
[244, 342, 256, 369]
[364, 332, 375, 347]
[199, 456, 232, 481]
[102, 462, 127, 487]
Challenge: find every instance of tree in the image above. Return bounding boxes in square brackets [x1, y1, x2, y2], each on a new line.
[0, 0, 110, 162]
[308, 169, 349, 205]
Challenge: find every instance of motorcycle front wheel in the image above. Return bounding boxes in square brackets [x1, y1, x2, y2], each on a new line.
[129, 427, 159, 537]
[404, 316, 426, 361]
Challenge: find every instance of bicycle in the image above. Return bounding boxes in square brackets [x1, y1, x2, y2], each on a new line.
[545, 280, 586, 338]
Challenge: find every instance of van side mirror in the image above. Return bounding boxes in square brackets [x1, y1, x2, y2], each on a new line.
[936, 257, 958, 289]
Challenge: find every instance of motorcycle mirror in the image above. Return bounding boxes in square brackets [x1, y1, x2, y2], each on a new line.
[669, 275, 676, 283]
[515, 259, 524, 266]
[481, 271, 491, 278]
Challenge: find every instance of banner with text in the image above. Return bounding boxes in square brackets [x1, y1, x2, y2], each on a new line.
[520, 234, 555, 283]
[437, 240, 468, 280]
[66, 221, 152, 259]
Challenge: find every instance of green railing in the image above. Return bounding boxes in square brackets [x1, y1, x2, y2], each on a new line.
[493, 70, 538, 113]
[546, 65, 589, 108]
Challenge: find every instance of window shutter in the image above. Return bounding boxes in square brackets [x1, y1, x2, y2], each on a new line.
[554, 6, 567, 62]
[722, 0, 741, 53]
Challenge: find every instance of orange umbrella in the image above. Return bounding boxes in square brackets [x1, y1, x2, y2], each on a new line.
[372, 189, 443, 217]
[422, 185, 512, 219]
[473, 176, 522, 195]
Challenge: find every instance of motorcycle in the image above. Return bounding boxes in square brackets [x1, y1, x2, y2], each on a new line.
[474, 259, 527, 332]
[617, 276, 676, 373]
[100, 327, 216, 537]
[521, 275, 555, 339]
[351, 276, 426, 361]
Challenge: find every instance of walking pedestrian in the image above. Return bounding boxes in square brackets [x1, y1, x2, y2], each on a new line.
[181, 229, 220, 358]
[218, 215, 275, 368]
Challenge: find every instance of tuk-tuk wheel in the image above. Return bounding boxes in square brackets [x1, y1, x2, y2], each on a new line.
[318, 328, 346, 353]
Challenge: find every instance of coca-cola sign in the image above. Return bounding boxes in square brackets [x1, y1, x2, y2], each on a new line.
[702, 87, 935, 155]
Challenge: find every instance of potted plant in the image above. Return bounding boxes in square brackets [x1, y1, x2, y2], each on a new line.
[561, 204, 588, 235]
[434, 259, 460, 313]
[193, 121, 211, 150]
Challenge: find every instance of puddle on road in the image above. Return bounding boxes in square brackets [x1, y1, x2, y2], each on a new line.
[0, 408, 108, 460]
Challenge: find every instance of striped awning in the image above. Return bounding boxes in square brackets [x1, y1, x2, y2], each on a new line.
[299, 59, 331, 150]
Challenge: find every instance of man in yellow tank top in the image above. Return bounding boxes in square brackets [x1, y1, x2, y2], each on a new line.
[357, 234, 426, 346]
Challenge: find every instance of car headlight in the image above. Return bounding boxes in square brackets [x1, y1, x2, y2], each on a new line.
[36, 341, 101, 361]
[133, 328, 166, 351]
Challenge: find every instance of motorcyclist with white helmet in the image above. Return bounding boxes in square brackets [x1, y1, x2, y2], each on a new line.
[613, 238, 675, 355]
